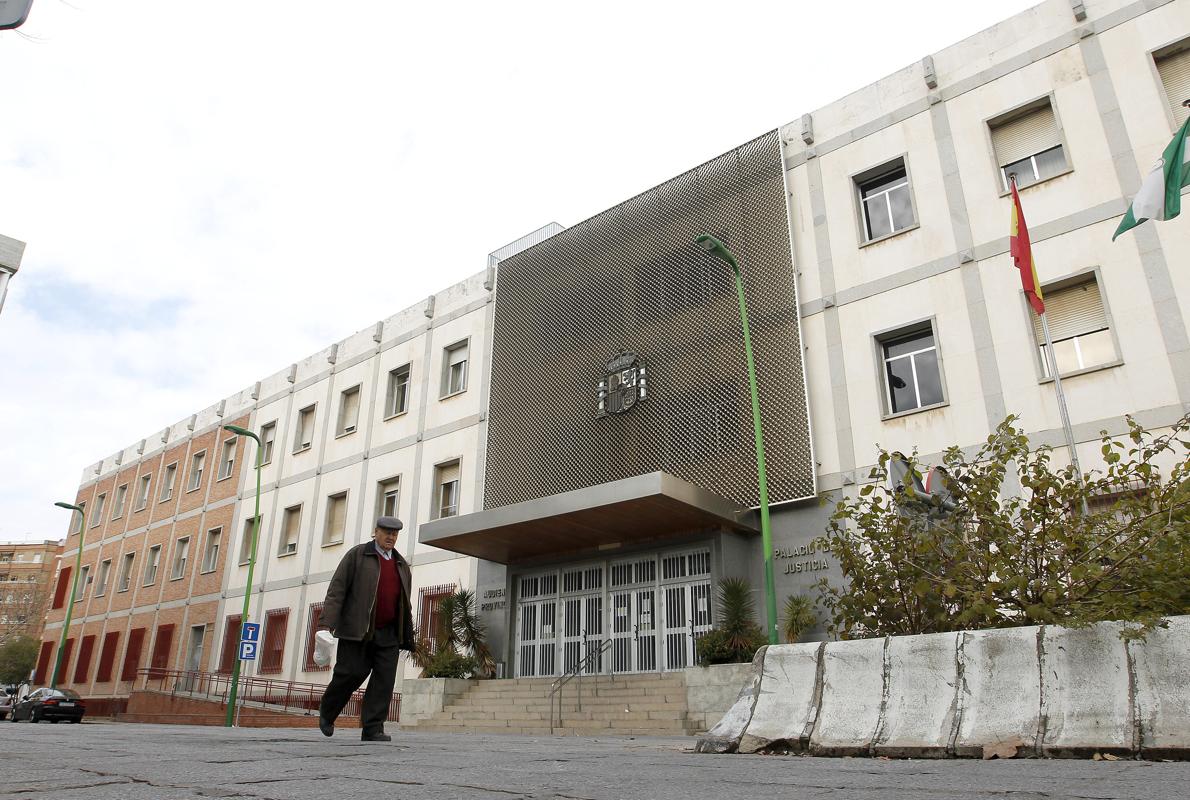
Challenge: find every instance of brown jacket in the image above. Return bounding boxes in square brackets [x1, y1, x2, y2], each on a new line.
[321, 541, 415, 649]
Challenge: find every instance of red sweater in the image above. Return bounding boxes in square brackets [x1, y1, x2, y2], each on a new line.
[374, 554, 401, 631]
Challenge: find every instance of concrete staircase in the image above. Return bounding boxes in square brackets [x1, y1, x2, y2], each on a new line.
[411, 672, 697, 736]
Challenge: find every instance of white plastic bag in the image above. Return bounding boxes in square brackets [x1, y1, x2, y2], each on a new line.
[313, 630, 336, 667]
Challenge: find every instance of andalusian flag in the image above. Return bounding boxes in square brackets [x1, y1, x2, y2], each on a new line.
[1113, 117, 1190, 240]
[1010, 180, 1044, 315]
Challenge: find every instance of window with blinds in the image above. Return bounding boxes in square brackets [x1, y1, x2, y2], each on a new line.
[990, 101, 1067, 190]
[149, 624, 175, 678]
[324, 492, 348, 545]
[96, 631, 120, 683]
[304, 603, 328, 671]
[260, 609, 289, 675]
[279, 505, 301, 556]
[1156, 43, 1190, 129]
[1032, 275, 1117, 378]
[337, 385, 361, 436]
[218, 615, 242, 674]
[121, 627, 146, 681]
[441, 339, 469, 397]
[434, 461, 461, 518]
[73, 634, 96, 684]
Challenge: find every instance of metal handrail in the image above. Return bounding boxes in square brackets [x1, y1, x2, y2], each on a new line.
[547, 638, 611, 734]
[135, 668, 400, 721]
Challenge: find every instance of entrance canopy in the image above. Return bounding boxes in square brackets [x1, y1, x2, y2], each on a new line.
[418, 472, 758, 565]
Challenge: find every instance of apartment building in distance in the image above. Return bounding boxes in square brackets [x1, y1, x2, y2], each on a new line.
[0, 540, 60, 647]
[43, 0, 1190, 699]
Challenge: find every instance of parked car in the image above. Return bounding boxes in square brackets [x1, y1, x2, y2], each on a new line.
[0, 693, 13, 721]
[10, 688, 86, 723]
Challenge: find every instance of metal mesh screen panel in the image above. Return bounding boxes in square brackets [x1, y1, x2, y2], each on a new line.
[486, 131, 813, 509]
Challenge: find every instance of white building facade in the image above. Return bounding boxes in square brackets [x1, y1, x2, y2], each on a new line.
[63, 0, 1190, 692]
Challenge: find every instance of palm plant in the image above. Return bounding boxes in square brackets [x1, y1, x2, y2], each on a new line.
[411, 589, 494, 678]
[696, 577, 768, 665]
[781, 595, 818, 644]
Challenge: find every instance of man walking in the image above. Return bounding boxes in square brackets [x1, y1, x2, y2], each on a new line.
[318, 515, 415, 742]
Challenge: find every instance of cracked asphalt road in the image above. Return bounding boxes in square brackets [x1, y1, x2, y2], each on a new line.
[1, 721, 1185, 799]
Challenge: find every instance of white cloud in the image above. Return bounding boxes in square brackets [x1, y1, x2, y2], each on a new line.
[0, 0, 1037, 541]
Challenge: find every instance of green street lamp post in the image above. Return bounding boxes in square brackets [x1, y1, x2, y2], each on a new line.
[50, 502, 87, 689]
[696, 234, 779, 645]
[222, 424, 263, 727]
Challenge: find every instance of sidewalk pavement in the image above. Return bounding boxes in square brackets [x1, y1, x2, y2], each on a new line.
[1, 721, 1184, 799]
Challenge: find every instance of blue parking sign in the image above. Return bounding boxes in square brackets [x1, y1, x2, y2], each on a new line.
[239, 641, 258, 661]
[241, 622, 260, 642]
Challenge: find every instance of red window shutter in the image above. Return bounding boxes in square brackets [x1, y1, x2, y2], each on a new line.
[52, 567, 72, 609]
[96, 631, 120, 683]
[148, 624, 175, 677]
[304, 603, 327, 671]
[260, 609, 289, 675]
[60, 638, 75, 683]
[218, 615, 242, 674]
[73, 635, 97, 684]
[121, 628, 146, 681]
[34, 641, 54, 684]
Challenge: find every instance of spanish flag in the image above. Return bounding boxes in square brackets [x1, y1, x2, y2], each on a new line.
[1009, 180, 1045, 315]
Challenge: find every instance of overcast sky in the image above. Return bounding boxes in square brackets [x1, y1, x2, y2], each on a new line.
[0, 0, 1038, 542]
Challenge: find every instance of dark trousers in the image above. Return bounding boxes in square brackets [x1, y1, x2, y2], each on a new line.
[319, 625, 401, 735]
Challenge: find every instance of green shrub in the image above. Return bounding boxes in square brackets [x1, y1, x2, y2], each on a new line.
[781, 595, 818, 644]
[696, 577, 767, 665]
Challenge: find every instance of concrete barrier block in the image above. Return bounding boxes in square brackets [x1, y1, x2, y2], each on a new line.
[954, 625, 1043, 757]
[738, 642, 823, 754]
[1131, 616, 1190, 759]
[873, 631, 959, 758]
[695, 648, 766, 754]
[809, 637, 886, 756]
[1040, 622, 1132, 757]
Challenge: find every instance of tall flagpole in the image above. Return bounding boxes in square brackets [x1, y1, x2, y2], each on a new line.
[1010, 175, 1087, 512]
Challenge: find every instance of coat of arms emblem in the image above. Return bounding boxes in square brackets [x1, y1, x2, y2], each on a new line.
[597, 352, 647, 416]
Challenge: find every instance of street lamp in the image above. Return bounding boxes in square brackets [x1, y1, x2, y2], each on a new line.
[50, 502, 87, 689]
[696, 234, 778, 645]
[222, 423, 263, 727]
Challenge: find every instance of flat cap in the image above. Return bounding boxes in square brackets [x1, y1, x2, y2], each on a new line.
[375, 516, 404, 531]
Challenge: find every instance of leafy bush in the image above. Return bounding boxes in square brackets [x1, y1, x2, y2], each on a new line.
[696, 577, 767, 665]
[411, 588, 495, 678]
[0, 635, 38, 685]
[819, 414, 1190, 639]
[781, 595, 818, 644]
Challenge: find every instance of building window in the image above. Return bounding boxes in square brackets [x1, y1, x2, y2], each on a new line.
[74, 634, 96, 684]
[855, 158, 915, 242]
[135, 474, 152, 511]
[304, 602, 329, 671]
[294, 405, 316, 453]
[323, 492, 347, 546]
[260, 608, 289, 675]
[1032, 274, 1118, 378]
[73, 503, 85, 534]
[217, 438, 236, 480]
[434, 461, 461, 519]
[260, 421, 277, 465]
[121, 627, 146, 681]
[91, 494, 106, 527]
[96, 631, 120, 683]
[95, 559, 111, 597]
[441, 340, 469, 397]
[1155, 40, 1190, 129]
[377, 477, 400, 519]
[148, 623, 175, 678]
[117, 552, 135, 592]
[160, 463, 177, 502]
[201, 528, 222, 573]
[990, 100, 1067, 191]
[386, 364, 411, 418]
[143, 545, 162, 586]
[878, 323, 945, 416]
[111, 484, 127, 520]
[418, 584, 456, 650]
[218, 614, 242, 674]
[187, 451, 206, 492]
[52, 567, 71, 609]
[240, 516, 262, 565]
[336, 385, 361, 436]
[279, 505, 302, 556]
[76, 565, 89, 602]
[171, 536, 190, 580]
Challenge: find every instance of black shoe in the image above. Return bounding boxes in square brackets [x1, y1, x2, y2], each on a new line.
[318, 715, 334, 737]
[361, 731, 391, 742]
